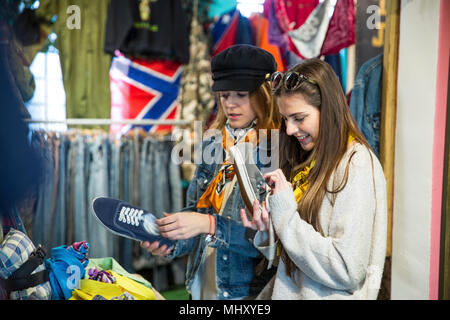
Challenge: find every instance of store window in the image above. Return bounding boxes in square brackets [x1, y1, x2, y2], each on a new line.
[25, 42, 67, 132]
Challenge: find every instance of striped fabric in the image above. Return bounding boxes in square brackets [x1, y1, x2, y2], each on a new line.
[0, 228, 51, 300]
[109, 55, 183, 135]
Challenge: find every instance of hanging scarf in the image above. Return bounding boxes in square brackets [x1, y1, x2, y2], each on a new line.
[196, 123, 259, 213]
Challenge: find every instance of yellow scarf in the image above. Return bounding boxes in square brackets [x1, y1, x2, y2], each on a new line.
[196, 127, 259, 213]
[291, 134, 356, 203]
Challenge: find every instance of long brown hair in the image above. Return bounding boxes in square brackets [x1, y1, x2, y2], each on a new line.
[209, 81, 281, 131]
[273, 59, 372, 282]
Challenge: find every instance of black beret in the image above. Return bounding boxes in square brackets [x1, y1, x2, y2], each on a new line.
[211, 44, 277, 92]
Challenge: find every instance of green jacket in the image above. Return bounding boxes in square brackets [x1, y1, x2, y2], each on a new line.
[36, 0, 112, 120]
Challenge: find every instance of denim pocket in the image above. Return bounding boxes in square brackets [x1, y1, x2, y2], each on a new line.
[229, 252, 253, 285]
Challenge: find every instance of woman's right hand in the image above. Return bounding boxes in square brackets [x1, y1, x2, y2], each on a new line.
[140, 241, 172, 257]
[240, 199, 270, 232]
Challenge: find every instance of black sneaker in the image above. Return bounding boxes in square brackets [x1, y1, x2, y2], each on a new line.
[91, 197, 175, 248]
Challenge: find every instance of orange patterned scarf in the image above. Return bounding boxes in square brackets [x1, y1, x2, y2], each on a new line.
[196, 127, 259, 213]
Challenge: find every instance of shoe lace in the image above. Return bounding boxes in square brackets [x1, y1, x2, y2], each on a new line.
[118, 206, 144, 226]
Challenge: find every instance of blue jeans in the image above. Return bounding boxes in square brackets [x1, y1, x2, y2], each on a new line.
[52, 134, 68, 247]
[140, 137, 155, 213]
[109, 137, 122, 259]
[153, 141, 171, 218]
[87, 134, 114, 258]
[167, 141, 183, 213]
[73, 134, 88, 243]
[32, 133, 54, 249]
[118, 138, 134, 272]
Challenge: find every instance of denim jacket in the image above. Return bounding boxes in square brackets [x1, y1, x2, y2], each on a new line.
[166, 133, 275, 299]
[349, 53, 383, 156]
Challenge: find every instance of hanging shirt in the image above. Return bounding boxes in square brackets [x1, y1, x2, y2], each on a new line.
[249, 13, 285, 71]
[320, 0, 355, 56]
[211, 8, 254, 57]
[35, 0, 112, 120]
[104, 0, 190, 64]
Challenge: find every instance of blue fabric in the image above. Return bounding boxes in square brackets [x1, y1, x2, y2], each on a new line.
[32, 134, 54, 248]
[339, 48, 348, 93]
[167, 141, 183, 213]
[349, 54, 383, 156]
[73, 134, 88, 242]
[45, 242, 90, 300]
[87, 135, 113, 258]
[166, 136, 271, 299]
[211, 8, 254, 49]
[109, 138, 122, 262]
[211, 8, 237, 46]
[118, 140, 134, 273]
[325, 54, 343, 90]
[235, 13, 254, 46]
[52, 135, 68, 247]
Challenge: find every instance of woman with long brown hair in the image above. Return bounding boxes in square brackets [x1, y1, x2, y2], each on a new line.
[242, 59, 387, 299]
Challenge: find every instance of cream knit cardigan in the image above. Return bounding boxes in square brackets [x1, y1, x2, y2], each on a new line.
[254, 143, 387, 300]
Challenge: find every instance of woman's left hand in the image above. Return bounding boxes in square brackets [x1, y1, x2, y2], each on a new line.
[240, 199, 270, 232]
[264, 169, 291, 195]
[156, 211, 211, 240]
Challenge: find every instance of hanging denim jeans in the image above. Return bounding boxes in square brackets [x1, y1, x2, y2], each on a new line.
[118, 138, 134, 272]
[138, 137, 156, 263]
[66, 134, 80, 245]
[140, 137, 155, 213]
[32, 133, 54, 249]
[130, 132, 142, 207]
[109, 137, 122, 260]
[52, 134, 68, 247]
[153, 140, 171, 218]
[167, 140, 183, 213]
[73, 134, 88, 243]
[87, 134, 114, 258]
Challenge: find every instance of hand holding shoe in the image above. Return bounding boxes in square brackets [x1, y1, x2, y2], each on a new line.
[140, 241, 172, 257]
[240, 200, 270, 231]
[156, 211, 214, 240]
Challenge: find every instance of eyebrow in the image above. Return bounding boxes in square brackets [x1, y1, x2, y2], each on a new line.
[281, 112, 307, 118]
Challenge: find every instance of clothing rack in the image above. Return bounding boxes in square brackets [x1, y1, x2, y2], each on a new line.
[25, 118, 191, 126]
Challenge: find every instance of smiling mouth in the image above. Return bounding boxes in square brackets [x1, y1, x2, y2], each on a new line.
[296, 134, 310, 142]
[228, 113, 241, 118]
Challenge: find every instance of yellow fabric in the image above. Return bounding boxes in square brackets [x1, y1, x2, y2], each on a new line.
[292, 159, 316, 203]
[196, 128, 258, 213]
[69, 271, 155, 300]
